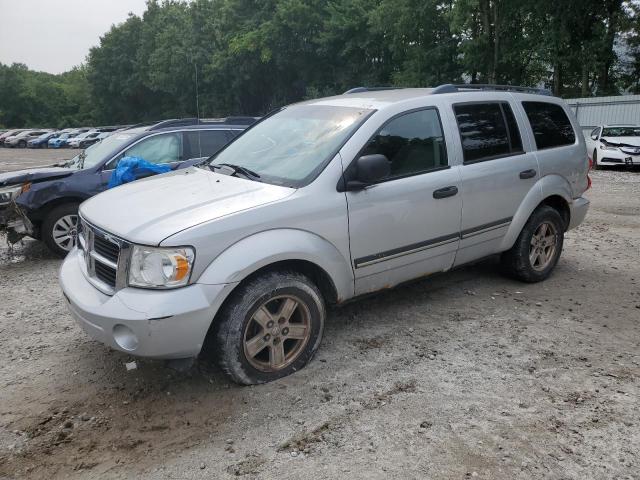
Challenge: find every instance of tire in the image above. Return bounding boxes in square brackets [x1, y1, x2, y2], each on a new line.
[592, 149, 600, 170]
[42, 203, 80, 257]
[500, 205, 564, 283]
[18, 140, 26, 148]
[206, 270, 326, 385]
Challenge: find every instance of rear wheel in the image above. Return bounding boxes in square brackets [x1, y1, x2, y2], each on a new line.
[206, 270, 326, 385]
[500, 205, 564, 283]
[42, 203, 79, 257]
[18, 140, 26, 148]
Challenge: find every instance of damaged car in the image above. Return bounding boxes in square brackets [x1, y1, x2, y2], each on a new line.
[587, 124, 640, 168]
[0, 118, 253, 255]
[59, 85, 590, 385]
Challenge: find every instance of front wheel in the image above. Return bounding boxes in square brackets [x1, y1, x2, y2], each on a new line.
[18, 140, 26, 148]
[500, 205, 564, 283]
[206, 271, 326, 385]
[42, 203, 79, 257]
[592, 149, 600, 170]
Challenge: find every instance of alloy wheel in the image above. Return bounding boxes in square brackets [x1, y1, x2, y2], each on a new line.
[529, 221, 557, 271]
[243, 295, 311, 372]
[52, 214, 78, 252]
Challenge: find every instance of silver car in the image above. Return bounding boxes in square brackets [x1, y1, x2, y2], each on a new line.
[60, 85, 590, 385]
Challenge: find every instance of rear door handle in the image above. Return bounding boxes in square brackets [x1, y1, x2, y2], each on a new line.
[519, 169, 536, 179]
[433, 185, 458, 199]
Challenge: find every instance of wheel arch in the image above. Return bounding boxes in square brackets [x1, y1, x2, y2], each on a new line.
[500, 175, 573, 251]
[195, 228, 354, 304]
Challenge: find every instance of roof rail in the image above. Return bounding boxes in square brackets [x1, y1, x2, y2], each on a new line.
[432, 83, 553, 96]
[343, 86, 403, 94]
[148, 116, 260, 131]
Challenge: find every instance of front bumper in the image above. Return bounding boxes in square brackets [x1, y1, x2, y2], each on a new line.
[597, 150, 640, 166]
[60, 248, 234, 359]
[568, 196, 590, 230]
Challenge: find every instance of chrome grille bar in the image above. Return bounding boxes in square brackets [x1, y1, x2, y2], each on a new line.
[78, 218, 129, 295]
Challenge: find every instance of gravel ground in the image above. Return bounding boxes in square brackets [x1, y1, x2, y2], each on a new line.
[0, 148, 74, 173]
[0, 154, 639, 479]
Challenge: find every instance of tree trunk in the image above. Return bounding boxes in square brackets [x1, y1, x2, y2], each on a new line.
[492, 1, 499, 84]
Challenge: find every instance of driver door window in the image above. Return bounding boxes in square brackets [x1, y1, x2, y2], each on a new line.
[124, 133, 183, 165]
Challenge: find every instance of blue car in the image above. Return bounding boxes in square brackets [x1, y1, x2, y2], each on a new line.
[27, 131, 62, 148]
[49, 129, 91, 148]
[0, 118, 256, 255]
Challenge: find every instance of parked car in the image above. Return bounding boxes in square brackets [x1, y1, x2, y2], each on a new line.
[76, 132, 112, 149]
[28, 131, 63, 148]
[586, 124, 640, 168]
[57, 85, 590, 385]
[0, 129, 27, 147]
[68, 130, 102, 148]
[1, 118, 253, 255]
[49, 128, 92, 148]
[4, 129, 53, 148]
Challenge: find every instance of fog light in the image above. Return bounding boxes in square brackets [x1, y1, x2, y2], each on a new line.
[113, 324, 139, 351]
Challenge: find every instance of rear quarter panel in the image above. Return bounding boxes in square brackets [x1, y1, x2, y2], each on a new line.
[513, 95, 589, 199]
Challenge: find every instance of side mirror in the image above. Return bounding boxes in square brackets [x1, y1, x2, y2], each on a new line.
[591, 134, 598, 141]
[341, 154, 390, 191]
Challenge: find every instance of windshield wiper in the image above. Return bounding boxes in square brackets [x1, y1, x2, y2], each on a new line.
[210, 163, 261, 180]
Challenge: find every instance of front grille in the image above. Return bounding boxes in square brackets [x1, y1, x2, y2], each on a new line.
[95, 261, 117, 286]
[78, 219, 128, 294]
[94, 235, 120, 263]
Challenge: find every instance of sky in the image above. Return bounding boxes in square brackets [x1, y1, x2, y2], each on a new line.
[0, 0, 148, 74]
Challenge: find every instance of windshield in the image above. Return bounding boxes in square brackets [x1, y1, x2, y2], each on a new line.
[208, 105, 372, 187]
[602, 127, 640, 137]
[37, 132, 52, 140]
[64, 132, 137, 169]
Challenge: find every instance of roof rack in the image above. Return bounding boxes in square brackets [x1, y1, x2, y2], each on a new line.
[148, 117, 259, 131]
[343, 86, 404, 94]
[432, 83, 553, 96]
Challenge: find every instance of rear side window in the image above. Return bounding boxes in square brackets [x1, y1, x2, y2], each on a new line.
[522, 102, 576, 149]
[454, 102, 523, 164]
[361, 108, 448, 179]
[199, 130, 230, 157]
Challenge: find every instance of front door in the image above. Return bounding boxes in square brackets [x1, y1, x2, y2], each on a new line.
[345, 107, 463, 295]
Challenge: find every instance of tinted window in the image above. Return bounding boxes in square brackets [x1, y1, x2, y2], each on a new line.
[454, 102, 525, 163]
[199, 130, 230, 157]
[125, 133, 182, 164]
[183, 131, 201, 159]
[522, 102, 576, 149]
[361, 108, 447, 179]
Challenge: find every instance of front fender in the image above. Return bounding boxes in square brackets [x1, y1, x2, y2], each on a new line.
[196, 229, 354, 301]
[499, 174, 572, 251]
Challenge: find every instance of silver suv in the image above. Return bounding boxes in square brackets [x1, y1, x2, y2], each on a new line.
[60, 84, 590, 385]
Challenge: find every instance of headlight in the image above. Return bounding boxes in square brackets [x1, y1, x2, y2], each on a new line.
[600, 144, 618, 151]
[128, 245, 195, 289]
[0, 184, 27, 205]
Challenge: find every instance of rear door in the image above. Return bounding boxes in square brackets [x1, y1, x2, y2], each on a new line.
[453, 100, 540, 266]
[345, 107, 463, 295]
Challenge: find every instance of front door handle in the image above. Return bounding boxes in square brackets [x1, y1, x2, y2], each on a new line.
[433, 185, 458, 199]
[519, 169, 537, 179]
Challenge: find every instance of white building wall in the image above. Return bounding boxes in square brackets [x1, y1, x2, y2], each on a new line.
[565, 95, 640, 129]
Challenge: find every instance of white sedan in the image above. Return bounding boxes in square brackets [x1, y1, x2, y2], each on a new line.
[68, 130, 101, 148]
[586, 125, 640, 168]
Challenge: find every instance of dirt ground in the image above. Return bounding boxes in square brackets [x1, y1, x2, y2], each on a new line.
[0, 148, 639, 479]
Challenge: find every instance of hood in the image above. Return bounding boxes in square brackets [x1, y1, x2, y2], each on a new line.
[0, 166, 73, 187]
[601, 136, 640, 148]
[80, 167, 295, 245]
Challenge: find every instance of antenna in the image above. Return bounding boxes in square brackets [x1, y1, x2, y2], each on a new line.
[194, 61, 200, 124]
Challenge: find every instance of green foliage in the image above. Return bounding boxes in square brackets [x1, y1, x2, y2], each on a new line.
[1, 0, 639, 127]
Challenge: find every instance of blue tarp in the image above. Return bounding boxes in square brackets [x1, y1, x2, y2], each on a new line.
[107, 157, 172, 188]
